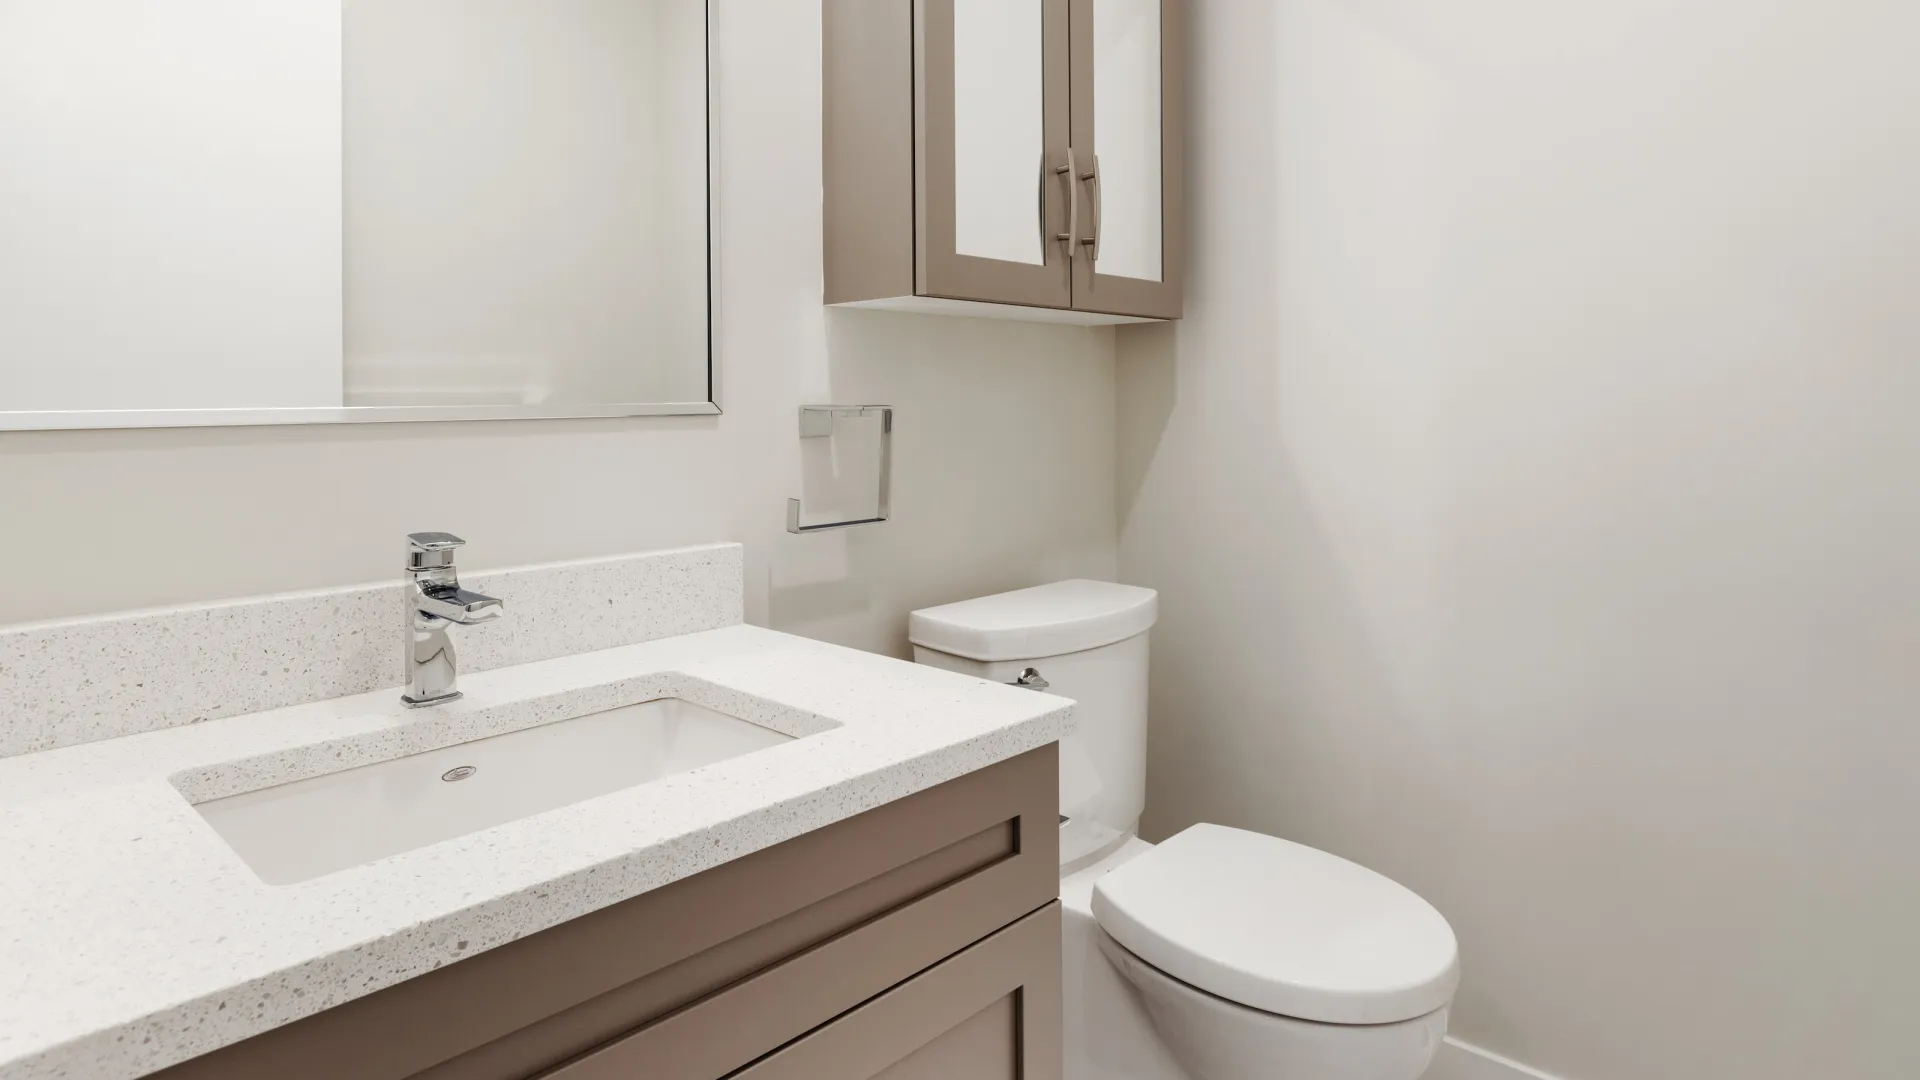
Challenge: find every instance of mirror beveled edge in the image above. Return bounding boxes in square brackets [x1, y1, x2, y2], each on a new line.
[0, 1, 720, 433]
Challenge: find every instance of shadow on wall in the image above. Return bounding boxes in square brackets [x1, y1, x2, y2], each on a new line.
[1115, 0, 1482, 1050]
[767, 307, 1122, 659]
[1123, 0, 1531, 1052]
[1115, 321, 1176, 525]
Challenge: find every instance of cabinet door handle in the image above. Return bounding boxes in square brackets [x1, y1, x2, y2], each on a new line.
[1052, 147, 1079, 261]
[1079, 153, 1102, 263]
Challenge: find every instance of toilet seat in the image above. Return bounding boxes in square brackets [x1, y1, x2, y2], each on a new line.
[1090, 824, 1459, 1025]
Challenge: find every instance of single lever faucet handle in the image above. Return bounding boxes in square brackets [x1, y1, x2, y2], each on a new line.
[407, 532, 466, 571]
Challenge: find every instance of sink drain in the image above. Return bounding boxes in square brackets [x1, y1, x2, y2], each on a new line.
[441, 766, 477, 782]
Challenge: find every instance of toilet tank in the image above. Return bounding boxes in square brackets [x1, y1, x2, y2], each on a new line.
[910, 580, 1158, 872]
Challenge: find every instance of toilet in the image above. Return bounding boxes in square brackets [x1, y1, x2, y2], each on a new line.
[911, 581, 1459, 1080]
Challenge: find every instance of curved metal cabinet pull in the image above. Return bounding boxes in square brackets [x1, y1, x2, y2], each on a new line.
[1079, 153, 1102, 263]
[1053, 147, 1079, 260]
[787, 405, 893, 534]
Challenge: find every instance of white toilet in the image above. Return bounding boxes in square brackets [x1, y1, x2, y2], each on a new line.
[912, 581, 1459, 1080]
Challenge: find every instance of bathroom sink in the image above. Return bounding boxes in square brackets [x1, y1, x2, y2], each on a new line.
[193, 698, 794, 885]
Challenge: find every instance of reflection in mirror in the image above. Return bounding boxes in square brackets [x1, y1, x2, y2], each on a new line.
[0, 0, 711, 426]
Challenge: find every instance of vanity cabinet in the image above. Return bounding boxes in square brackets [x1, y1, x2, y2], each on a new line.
[153, 745, 1060, 1080]
[825, 0, 1184, 323]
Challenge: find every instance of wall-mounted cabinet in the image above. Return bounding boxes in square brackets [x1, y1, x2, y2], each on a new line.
[825, 0, 1183, 325]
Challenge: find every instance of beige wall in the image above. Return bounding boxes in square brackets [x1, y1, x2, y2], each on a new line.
[1120, 3, 1920, 1080]
[0, 2, 1118, 659]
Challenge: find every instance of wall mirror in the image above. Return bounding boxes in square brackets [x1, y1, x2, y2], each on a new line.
[0, 0, 714, 430]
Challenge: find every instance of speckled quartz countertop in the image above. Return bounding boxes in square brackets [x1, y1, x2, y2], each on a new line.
[0, 624, 1074, 1080]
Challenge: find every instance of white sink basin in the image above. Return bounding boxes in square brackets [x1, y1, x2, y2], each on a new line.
[193, 698, 794, 885]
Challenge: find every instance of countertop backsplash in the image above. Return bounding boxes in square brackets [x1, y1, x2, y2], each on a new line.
[0, 543, 744, 758]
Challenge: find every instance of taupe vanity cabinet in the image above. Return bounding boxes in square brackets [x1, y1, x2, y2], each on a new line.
[825, 0, 1184, 323]
[154, 746, 1061, 1080]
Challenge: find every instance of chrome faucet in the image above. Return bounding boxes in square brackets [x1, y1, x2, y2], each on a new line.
[402, 533, 504, 708]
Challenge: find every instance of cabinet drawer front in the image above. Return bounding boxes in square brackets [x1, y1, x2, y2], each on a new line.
[551, 903, 1063, 1080]
[156, 746, 1058, 1080]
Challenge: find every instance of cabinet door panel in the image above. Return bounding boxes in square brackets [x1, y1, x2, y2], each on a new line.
[953, 0, 1048, 267]
[874, 997, 1019, 1080]
[730, 903, 1062, 1080]
[1088, 0, 1162, 283]
[1070, 0, 1184, 318]
[917, 0, 1073, 308]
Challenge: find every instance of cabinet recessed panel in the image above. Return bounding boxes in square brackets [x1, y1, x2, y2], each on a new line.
[1070, 0, 1182, 318]
[872, 996, 1020, 1080]
[1091, 0, 1163, 283]
[953, 0, 1049, 267]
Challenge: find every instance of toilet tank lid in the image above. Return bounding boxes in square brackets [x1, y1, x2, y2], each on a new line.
[909, 580, 1159, 662]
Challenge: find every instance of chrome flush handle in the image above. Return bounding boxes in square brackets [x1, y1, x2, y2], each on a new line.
[1008, 668, 1051, 692]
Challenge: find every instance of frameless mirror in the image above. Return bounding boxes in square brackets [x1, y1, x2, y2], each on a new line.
[0, 0, 714, 430]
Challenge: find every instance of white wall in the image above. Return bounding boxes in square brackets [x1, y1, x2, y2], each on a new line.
[0, 0, 343, 411]
[1118, 3, 1920, 1080]
[0, 3, 1118, 663]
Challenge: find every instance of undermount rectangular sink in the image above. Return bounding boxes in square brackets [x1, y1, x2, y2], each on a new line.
[193, 698, 795, 885]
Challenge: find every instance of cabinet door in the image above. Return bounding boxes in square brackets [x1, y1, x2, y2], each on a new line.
[732, 903, 1062, 1080]
[916, 0, 1074, 309]
[1069, 0, 1184, 318]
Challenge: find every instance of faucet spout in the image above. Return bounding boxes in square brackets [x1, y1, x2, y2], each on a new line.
[401, 533, 504, 708]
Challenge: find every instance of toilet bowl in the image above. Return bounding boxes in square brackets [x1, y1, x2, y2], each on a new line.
[1085, 824, 1455, 1080]
[912, 581, 1462, 1080]
[1095, 928, 1449, 1080]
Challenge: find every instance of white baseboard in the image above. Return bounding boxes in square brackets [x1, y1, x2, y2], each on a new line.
[1425, 1037, 1567, 1080]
